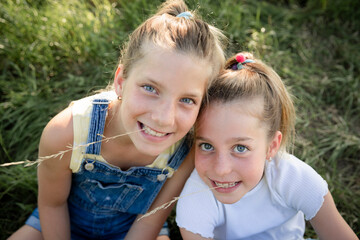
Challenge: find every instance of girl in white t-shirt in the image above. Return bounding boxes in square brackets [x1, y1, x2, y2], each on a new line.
[176, 52, 358, 240]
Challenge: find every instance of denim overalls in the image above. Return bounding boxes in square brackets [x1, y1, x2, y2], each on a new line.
[26, 98, 190, 239]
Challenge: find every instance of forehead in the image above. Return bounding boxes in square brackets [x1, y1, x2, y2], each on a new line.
[233, 97, 264, 120]
[141, 41, 211, 69]
[127, 42, 212, 94]
[197, 97, 265, 132]
[203, 96, 263, 118]
[140, 41, 193, 61]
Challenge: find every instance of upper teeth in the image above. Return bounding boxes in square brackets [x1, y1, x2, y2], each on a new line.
[143, 125, 167, 137]
[214, 181, 238, 188]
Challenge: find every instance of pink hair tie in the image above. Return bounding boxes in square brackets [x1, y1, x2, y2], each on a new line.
[235, 54, 246, 63]
[231, 53, 255, 70]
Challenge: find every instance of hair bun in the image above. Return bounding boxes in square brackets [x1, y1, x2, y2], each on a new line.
[157, 0, 189, 17]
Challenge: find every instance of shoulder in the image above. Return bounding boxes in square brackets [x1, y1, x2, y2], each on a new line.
[268, 152, 317, 176]
[266, 152, 326, 185]
[265, 152, 328, 220]
[41, 106, 74, 145]
[70, 91, 115, 113]
[38, 106, 74, 170]
[176, 169, 221, 239]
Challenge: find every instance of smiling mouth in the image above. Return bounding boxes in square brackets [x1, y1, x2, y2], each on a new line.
[140, 123, 169, 137]
[214, 181, 241, 189]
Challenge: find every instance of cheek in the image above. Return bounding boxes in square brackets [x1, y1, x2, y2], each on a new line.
[125, 90, 151, 113]
[243, 160, 265, 184]
[177, 108, 200, 130]
[194, 151, 209, 174]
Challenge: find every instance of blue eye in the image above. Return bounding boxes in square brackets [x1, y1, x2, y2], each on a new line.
[143, 85, 156, 93]
[234, 145, 248, 153]
[180, 98, 195, 105]
[200, 143, 213, 151]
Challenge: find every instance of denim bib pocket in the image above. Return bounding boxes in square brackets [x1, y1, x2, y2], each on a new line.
[80, 178, 143, 212]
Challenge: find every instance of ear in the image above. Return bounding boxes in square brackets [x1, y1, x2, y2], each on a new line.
[266, 131, 282, 160]
[114, 65, 125, 97]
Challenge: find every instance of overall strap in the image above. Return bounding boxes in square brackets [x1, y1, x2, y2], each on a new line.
[85, 99, 110, 155]
[166, 137, 190, 171]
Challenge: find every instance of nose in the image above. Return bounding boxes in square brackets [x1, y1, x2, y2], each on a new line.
[214, 153, 232, 177]
[151, 100, 176, 127]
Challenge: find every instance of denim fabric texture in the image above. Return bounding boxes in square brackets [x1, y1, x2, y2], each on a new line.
[26, 98, 189, 239]
[25, 208, 41, 231]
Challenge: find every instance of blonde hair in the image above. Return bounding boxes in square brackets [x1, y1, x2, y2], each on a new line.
[120, 0, 226, 82]
[201, 52, 296, 150]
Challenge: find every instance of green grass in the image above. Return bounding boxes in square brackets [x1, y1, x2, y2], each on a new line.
[1, 0, 359, 239]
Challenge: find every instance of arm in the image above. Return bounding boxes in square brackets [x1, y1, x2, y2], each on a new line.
[310, 191, 358, 240]
[124, 147, 195, 240]
[37, 107, 74, 240]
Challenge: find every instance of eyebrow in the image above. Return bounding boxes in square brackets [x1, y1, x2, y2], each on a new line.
[147, 78, 162, 88]
[195, 136, 254, 142]
[234, 137, 254, 142]
[195, 136, 208, 141]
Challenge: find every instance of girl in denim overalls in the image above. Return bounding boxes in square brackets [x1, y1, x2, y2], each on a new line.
[9, 0, 226, 239]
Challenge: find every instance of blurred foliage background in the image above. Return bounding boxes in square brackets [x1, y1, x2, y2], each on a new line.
[0, 0, 359, 239]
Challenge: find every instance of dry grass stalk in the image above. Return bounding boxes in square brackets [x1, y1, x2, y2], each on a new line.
[0, 130, 141, 167]
[138, 185, 220, 221]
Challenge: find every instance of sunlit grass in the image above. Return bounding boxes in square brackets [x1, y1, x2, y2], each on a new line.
[1, 0, 359, 239]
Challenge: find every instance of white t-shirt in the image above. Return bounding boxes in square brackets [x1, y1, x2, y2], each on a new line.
[176, 152, 328, 240]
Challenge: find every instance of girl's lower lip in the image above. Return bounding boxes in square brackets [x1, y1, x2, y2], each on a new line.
[211, 180, 241, 193]
[138, 122, 171, 142]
